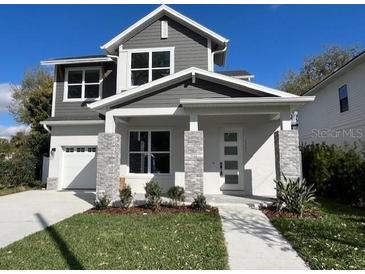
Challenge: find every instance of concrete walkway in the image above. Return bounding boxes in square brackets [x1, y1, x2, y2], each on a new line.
[218, 205, 308, 270]
[0, 190, 94, 248]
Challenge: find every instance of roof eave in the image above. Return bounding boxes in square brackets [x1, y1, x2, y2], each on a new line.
[41, 57, 113, 66]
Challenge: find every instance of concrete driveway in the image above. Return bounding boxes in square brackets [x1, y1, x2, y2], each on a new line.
[0, 190, 94, 248]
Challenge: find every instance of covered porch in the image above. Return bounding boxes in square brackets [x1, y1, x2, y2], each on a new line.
[95, 98, 305, 201]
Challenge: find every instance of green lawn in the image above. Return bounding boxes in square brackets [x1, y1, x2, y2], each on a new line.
[269, 199, 365, 270]
[0, 211, 228, 270]
[0, 185, 39, 197]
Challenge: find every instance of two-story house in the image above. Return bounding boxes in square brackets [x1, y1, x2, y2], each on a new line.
[299, 51, 365, 147]
[41, 5, 314, 201]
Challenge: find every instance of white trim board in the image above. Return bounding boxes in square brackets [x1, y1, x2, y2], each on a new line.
[41, 57, 113, 66]
[40, 120, 105, 126]
[88, 67, 299, 110]
[101, 5, 228, 54]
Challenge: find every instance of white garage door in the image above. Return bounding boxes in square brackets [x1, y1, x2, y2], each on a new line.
[62, 147, 97, 189]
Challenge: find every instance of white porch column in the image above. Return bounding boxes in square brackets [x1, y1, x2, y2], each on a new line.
[184, 114, 204, 199]
[105, 111, 116, 133]
[280, 109, 292, 130]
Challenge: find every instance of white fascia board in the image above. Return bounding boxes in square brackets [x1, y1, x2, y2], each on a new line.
[40, 120, 105, 126]
[41, 57, 113, 66]
[100, 5, 228, 53]
[88, 67, 299, 110]
[180, 96, 316, 107]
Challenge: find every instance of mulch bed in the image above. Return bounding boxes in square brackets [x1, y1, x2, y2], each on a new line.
[85, 205, 218, 215]
[261, 205, 323, 220]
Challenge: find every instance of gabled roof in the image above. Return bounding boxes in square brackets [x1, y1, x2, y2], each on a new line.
[218, 70, 252, 77]
[304, 50, 365, 95]
[88, 67, 297, 111]
[101, 5, 229, 54]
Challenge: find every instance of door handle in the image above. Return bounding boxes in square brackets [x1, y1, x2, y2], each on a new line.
[220, 162, 223, 176]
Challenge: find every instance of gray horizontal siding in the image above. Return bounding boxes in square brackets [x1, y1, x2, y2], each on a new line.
[123, 16, 208, 72]
[54, 62, 116, 119]
[115, 79, 256, 108]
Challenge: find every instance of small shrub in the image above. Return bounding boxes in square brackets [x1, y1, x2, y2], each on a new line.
[119, 185, 133, 208]
[94, 194, 110, 210]
[191, 193, 207, 210]
[145, 180, 162, 209]
[167, 186, 185, 207]
[274, 174, 316, 217]
[301, 143, 365, 204]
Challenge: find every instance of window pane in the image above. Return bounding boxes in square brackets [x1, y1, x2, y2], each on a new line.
[152, 51, 170, 68]
[224, 133, 237, 142]
[339, 85, 348, 100]
[85, 70, 99, 83]
[224, 146, 237, 155]
[131, 70, 148, 86]
[67, 85, 82, 99]
[131, 52, 149, 69]
[151, 153, 170, 174]
[152, 69, 170, 81]
[225, 161, 238, 170]
[85, 84, 99, 98]
[129, 131, 148, 152]
[130, 153, 148, 173]
[225, 175, 238, 184]
[151, 131, 170, 151]
[68, 70, 82, 84]
[340, 98, 349, 112]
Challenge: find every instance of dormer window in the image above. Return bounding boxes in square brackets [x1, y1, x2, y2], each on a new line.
[64, 67, 102, 102]
[129, 47, 174, 87]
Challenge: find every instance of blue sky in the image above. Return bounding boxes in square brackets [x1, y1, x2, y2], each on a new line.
[1, 4, 365, 137]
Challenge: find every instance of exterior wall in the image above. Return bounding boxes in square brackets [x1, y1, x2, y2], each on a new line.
[123, 16, 208, 72]
[47, 124, 105, 190]
[299, 61, 365, 146]
[114, 79, 256, 109]
[53, 62, 117, 119]
[116, 114, 279, 197]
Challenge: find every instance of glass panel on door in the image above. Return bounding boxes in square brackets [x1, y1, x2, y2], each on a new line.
[221, 129, 241, 188]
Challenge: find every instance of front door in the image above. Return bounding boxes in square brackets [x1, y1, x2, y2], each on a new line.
[220, 128, 244, 191]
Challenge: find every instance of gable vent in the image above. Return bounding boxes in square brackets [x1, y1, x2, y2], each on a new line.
[161, 20, 168, 39]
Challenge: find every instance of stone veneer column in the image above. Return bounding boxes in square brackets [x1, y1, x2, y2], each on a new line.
[274, 130, 301, 180]
[184, 131, 204, 199]
[46, 178, 58, 190]
[96, 133, 121, 203]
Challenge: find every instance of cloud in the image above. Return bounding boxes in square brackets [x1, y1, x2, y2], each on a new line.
[0, 125, 29, 140]
[0, 83, 13, 113]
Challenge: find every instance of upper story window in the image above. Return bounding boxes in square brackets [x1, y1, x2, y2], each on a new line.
[64, 67, 102, 101]
[339, 84, 349, 113]
[129, 48, 174, 87]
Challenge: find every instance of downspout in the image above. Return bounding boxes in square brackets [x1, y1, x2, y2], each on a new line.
[211, 42, 227, 70]
[43, 123, 51, 134]
[107, 54, 119, 61]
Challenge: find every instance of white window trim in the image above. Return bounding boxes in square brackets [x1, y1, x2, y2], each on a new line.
[63, 66, 103, 102]
[127, 129, 172, 176]
[127, 47, 175, 89]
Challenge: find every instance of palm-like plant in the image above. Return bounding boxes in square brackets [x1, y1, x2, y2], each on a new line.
[274, 174, 316, 217]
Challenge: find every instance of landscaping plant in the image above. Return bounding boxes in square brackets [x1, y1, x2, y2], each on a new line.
[145, 180, 162, 209]
[94, 194, 110, 210]
[191, 193, 208, 210]
[274, 174, 316, 217]
[119, 185, 133, 208]
[301, 143, 365, 204]
[167, 186, 185, 207]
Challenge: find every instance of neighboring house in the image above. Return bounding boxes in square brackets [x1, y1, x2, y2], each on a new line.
[299, 51, 365, 147]
[40, 5, 314, 200]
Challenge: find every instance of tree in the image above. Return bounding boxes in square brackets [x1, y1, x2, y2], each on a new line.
[279, 45, 361, 95]
[8, 68, 53, 180]
[9, 68, 53, 130]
